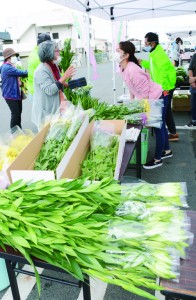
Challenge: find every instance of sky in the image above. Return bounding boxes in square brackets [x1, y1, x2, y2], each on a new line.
[0, 0, 196, 43]
[0, 0, 62, 29]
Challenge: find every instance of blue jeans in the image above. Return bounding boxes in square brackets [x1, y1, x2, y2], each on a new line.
[154, 95, 170, 160]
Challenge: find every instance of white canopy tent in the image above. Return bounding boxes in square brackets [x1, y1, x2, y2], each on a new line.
[49, 0, 196, 102]
[49, 0, 196, 21]
[166, 30, 196, 39]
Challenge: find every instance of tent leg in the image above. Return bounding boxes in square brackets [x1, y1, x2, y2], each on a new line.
[111, 19, 116, 105]
[86, 5, 91, 84]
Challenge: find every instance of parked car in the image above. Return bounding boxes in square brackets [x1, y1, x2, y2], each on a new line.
[182, 40, 195, 52]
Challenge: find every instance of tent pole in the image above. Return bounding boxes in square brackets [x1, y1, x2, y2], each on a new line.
[110, 7, 116, 105]
[86, 3, 91, 84]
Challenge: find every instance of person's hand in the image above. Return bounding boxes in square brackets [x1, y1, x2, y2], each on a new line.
[190, 82, 196, 88]
[189, 76, 196, 84]
[61, 66, 76, 83]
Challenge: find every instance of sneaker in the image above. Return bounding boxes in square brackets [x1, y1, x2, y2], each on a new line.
[161, 150, 173, 159]
[185, 121, 196, 127]
[168, 133, 179, 141]
[143, 159, 163, 169]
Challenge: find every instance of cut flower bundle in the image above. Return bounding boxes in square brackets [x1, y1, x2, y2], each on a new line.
[0, 179, 192, 300]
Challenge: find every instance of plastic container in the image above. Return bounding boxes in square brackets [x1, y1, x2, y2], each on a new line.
[0, 258, 10, 291]
[130, 128, 149, 164]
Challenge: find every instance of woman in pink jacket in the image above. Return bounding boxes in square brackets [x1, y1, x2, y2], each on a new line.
[116, 41, 172, 169]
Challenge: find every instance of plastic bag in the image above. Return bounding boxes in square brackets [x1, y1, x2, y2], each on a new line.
[0, 127, 34, 171]
[125, 99, 150, 113]
[35, 105, 86, 172]
[81, 121, 120, 180]
[124, 112, 148, 125]
[90, 121, 117, 151]
[122, 182, 188, 207]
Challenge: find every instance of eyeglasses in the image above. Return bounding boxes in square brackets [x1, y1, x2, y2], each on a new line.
[54, 50, 60, 52]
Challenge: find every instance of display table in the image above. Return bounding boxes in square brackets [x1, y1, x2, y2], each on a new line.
[119, 124, 142, 180]
[0, 245, 91, 300]
[0, 125, 142, 299]
[160, 210, 196, 300]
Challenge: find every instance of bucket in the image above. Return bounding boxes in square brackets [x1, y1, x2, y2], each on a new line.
[0, 259, 18, 291]
[0, 258, 10, 291]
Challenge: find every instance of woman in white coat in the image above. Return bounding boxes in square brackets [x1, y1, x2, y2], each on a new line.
[171, 37, 183, 67]
[32, 41, 75, 130]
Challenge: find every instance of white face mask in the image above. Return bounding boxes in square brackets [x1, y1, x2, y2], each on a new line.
[11, 56, 17, 64]
[54, 56, 62, 64]
[144, 45, 152, 52]
[114, 52, 124, 64]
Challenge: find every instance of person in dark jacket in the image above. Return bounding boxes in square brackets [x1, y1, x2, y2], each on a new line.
[1, 48, 28, 132]
[186, 53, 196, 127]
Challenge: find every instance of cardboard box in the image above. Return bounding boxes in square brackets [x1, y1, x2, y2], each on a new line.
[172, 90, 191, 112]
[6, 116, 89, 183]
[8, 120, 126, 184]
[57, 120, 127, 180]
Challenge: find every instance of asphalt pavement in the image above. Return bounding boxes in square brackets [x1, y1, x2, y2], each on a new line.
[0, 61, 195, 300]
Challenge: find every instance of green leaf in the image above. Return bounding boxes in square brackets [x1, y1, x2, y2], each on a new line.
[10, 236, 31, 248]
[69, 257, 84, 281]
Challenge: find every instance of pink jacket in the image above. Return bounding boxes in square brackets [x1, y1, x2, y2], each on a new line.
[121, 62, 163, 100]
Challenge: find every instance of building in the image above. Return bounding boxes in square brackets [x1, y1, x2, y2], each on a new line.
[3, 8, 95, 65]
[0, 31, 12, 55]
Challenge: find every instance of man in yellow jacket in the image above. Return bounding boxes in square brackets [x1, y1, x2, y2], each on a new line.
[27, 33, 51, 95]
[139, 32, 179, 141]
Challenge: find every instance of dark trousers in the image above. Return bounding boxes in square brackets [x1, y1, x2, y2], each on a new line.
[154, 95, 170, 160]
[191, 92, 196, 121]
[5, 99, 22, 131]
[165, 89, 177, 134]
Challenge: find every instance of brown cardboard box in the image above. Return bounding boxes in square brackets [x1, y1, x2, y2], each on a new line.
[7, 117, 89, 183]
[55, 120, 126, 180]
[8, 119, 126, 184]
[172, 90, 191, 112]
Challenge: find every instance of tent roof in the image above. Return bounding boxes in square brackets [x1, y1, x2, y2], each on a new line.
[166, 30, 196, 39]
[49, 0, 196, 21]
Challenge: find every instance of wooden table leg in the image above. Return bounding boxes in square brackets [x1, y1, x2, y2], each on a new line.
[5, 259, 21, 300]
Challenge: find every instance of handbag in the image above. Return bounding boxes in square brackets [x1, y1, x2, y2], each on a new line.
[21, 89, 27, 100]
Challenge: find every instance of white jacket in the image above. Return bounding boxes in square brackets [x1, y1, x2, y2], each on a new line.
[32, 63, 60, 129]
[171, 42, 180, 61]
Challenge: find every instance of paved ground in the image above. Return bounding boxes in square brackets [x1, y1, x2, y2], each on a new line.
[0, 61, 195, 300]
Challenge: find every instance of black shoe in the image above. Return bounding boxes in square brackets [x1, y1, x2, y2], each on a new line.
[143, 159, 163, 169]
[185, 121, 196, 127]
[161, 150, 173, 159]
